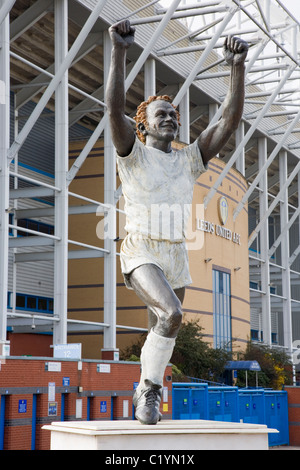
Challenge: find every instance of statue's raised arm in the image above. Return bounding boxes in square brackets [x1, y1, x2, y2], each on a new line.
[198, 35, 248, 165]
[106, 20, 136, 157]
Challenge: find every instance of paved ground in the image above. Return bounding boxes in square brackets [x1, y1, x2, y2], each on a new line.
[270, 446, 300, 450]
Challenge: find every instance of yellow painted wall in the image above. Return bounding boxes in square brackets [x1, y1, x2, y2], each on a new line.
[185, 158, 250, 353]
[67, 139, 250, 359]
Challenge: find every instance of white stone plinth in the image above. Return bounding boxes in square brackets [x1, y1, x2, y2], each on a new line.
[43, 419, 278, 450]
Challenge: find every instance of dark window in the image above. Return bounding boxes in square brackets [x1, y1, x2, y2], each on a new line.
[16, 294, 26, 308]
[27, 296, 37, 309]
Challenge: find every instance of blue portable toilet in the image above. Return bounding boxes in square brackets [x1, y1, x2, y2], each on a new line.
[264, 390, 289, 446]
[239, 389, 266, 424]
[172, 383, 209, 420]
[208, 386, 239, 422]
[239, 388, 289, 446]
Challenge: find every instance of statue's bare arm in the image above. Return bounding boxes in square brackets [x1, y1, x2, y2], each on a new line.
[106, 21, 136, 157]
[106, 22, 248, 164]
[198, 36, 248, 165]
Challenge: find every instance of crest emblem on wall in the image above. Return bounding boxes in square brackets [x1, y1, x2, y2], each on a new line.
[218, 196, 228, 225]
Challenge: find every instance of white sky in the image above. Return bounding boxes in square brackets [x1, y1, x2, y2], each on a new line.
[280, 0, 300, 19]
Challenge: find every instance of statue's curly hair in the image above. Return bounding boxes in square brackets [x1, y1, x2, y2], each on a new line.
[133, 95, 181, 144]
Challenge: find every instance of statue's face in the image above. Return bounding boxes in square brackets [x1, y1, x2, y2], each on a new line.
[144, 100, 179, 144]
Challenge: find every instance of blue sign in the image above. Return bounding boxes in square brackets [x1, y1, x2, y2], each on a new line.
[18, 399, 27, 413]
[48, 402, 57, 416]
[63, 377, 70, 387]
[100, 401, 107, 413]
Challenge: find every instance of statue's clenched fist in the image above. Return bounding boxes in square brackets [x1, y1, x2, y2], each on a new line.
[223, 35, 248, 65]
[109, 20, 135, 49]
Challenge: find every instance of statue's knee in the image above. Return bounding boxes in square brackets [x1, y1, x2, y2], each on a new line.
[171, 306, 182, 329]
[165, 304, 182, 336]
[153, 300, 182, 337]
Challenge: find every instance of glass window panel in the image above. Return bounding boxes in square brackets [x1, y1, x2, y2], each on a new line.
[27, 296, 37, 309]
[16, 294, 25, 308]
[219, 272, 223, 293]
[17, 219, 27, 237]
[212, 270, 232, 351]
[38, 223, 49, 234]
[38, 298, 48, 311]
[27, 220, 38, 232]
